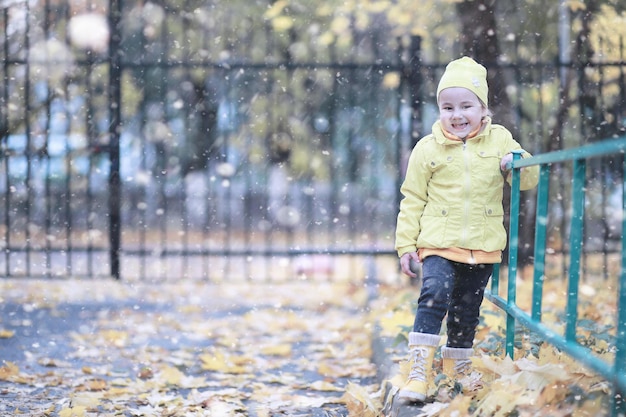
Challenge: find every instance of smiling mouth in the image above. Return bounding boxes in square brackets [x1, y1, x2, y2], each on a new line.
[452, 122, 469, 130]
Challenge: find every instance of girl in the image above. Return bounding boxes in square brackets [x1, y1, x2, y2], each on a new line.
[395, 56, 538, 402]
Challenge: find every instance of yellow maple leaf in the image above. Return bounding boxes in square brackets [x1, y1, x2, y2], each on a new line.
[260, 344, 292, 357]
[473, 385, 527, 417]
[318, 31, 335, 46]
[512, 357, 571, 390]
[0, 329, 15, 338]
[474, 354, 517, 377]
[537, 344, 565, 366]
[104, 386, 131, 397]
[340, 381, 381, 417]
[70, 392, 102, 409]
[482, 310, 505, 331]
[318, 361, 351, 378]
[382, 72, 401, 90]
[100, 329, 128, 347]
[58, 406, 86, 417]
[158, 365, 186, 386]
[425, 395, 473, 417]
[378, 309, 413, 337]
[270, 15, 293, 32]
[0, 362, 19, 380]
[263, 0, 287, 19]
[80, 379, 107, 392]
[199, 351, 250, 374]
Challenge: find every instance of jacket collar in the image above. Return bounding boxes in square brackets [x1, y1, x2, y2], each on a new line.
[432, 118, 492, 145]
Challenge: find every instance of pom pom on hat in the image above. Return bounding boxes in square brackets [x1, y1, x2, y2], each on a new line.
[437, 56, 488, 107]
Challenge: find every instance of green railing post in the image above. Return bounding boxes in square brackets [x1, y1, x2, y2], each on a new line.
[531, 165, 550, 322]
[491, 263, 500, 296]
[505, 150, 524, 358]
[566, 159, 586, 342]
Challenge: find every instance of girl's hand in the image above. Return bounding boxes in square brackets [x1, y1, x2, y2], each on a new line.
[500, 153, 513, 171]
[400, 252, 420, 278]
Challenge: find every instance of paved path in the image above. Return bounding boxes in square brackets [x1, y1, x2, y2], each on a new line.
[0, 279, 379, 416]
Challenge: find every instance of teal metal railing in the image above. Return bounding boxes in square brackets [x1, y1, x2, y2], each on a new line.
[485, 137, 626, 416]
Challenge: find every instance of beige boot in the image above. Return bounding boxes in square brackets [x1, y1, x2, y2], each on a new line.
[441, 346, 473, 380]
[398, 332, 441, 402]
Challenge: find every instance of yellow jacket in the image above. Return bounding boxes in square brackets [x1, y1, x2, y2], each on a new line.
[395, 119, 539, 264]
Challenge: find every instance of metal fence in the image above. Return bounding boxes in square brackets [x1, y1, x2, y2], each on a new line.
[486, 139, 626, 416]
[2, 1, 626, 281]
[1, 1, 409, 281]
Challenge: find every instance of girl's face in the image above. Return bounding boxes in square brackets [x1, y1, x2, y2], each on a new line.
[438, 87, 488, 139]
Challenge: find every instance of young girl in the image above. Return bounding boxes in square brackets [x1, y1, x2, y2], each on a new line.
[395, 56, 538, 402]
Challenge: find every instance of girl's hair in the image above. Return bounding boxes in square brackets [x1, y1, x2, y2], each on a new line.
[480, 100, 493, 118]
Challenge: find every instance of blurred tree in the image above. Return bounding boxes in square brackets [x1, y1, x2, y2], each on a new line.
[3, 0, 626, 185]
[451, 1, 554, 267]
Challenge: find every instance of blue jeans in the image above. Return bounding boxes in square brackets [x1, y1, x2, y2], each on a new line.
[412, 255, 493, 348]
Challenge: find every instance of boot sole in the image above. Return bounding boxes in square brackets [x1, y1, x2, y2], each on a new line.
[397, 389, 426, 403]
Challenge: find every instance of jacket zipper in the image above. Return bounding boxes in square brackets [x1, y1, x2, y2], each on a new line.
[461, 139, 471, 247]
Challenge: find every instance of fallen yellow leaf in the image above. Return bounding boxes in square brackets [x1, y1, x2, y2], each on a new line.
[79, 379, 107, 391]
[340, 381, 381, 417]
[0, 329, 15, 338]
[100, 329, 128, 347]
[473, 384, 526, 417]
[199, 351, 250, 374]
[378, 310, 413, 337]
[158, 365, 186, 385]
[58, 406, 86, 417]
[260, 344, 292, 356]
[70, 392, 103, 408]
[0, 362, 19, 380]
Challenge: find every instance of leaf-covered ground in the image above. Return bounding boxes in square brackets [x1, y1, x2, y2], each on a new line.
[0, 261, 622, 417]
[372, 264, 623, 417]
[0, 279, 379, 416]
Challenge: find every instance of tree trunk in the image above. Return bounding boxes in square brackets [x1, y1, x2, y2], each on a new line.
[455, 0, 535, 267]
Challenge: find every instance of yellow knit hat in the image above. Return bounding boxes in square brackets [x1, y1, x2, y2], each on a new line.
[436, 56, 488, 107]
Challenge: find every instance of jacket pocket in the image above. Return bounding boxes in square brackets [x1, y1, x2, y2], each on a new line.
[418, 204, 450, 247]
[475, 150, 504, 188]
[482, 204, 506, 250]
